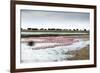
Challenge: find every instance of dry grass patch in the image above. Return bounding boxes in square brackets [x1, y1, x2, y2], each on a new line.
[67, 45, 89, 60]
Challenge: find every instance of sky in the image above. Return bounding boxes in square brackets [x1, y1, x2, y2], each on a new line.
[21, 10, 90, 30]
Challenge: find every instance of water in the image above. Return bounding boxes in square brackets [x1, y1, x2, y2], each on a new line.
[21, 31, 88, 35]
[21, 39, 89, 63]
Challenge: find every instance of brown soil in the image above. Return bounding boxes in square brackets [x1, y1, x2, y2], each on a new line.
[67, 45, 89, 60]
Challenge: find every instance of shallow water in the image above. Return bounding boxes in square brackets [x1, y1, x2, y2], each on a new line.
[21, 38, 89, 63]
[21, 31, 88, 35]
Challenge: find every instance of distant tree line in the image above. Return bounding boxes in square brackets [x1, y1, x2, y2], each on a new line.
[21, 28, 88, 31]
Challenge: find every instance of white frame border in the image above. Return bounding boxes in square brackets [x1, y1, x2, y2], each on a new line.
[16, 4, 94, 69]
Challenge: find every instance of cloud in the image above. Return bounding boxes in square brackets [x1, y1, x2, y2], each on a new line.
[21, 10, 90, 30]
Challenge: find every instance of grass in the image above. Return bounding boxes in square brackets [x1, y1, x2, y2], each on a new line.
[21, 31, 89, 38]
[22, 30, 89, 33]
[21, 34, 89, 38]
[67, 45, 89, 60]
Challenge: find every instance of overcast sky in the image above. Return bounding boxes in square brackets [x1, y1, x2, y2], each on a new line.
[21, 10, 90, 30]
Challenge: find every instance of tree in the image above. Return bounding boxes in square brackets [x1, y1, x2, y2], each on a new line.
[76, 29, 79, 31]
[21, 28, 23, 30]
[48, 28, 56, 30]
[68, 29, 71, 31]
[27, 28, 32, 30]
[32, 28, 38, 30]
[84, 29, 87, 31]
[40, 28, 44, 30]
[73, 29, 76, 31]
